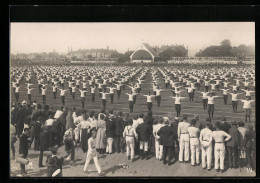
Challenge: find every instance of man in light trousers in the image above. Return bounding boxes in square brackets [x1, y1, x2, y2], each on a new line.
[188, 119, 200, 166]
[212, 122, 231, 173]
[199, 121, 213, 170]
[178, 114, 190, 163]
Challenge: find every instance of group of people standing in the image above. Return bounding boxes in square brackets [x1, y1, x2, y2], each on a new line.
[10, 64, 255, 177]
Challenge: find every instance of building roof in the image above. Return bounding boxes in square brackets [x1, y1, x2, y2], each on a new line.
[142, 43, 159, 57]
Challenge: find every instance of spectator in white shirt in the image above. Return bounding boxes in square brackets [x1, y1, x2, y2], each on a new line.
[153, 117, 164, 160]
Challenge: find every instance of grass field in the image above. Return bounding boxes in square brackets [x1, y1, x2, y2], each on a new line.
[10, 66, 255, 177]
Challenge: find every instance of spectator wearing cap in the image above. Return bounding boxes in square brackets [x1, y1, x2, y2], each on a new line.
[39, 125, 49, 168]
[153, 117, 164, 160]
[114, 111, 125, 153]
[136, 117, 152, 160]
[105, 110, 116, 154]
[171, 117, 180, 159]
[123, 118, 138, 162]
[220, 117, 231, 134]
[212, 122, 231, 173]
[188, 119, 200, 166]
[177, 114, 190, 163]
[226, 121, 240, 169]
[157, 117, 176, 165]
[199, 121, 213, 171]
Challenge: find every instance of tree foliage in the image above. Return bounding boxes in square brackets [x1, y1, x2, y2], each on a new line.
[195, 39, 254, 57]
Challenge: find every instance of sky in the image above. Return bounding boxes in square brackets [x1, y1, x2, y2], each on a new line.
[10, 22, 255, 56]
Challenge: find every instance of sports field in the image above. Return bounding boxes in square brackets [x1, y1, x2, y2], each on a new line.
[10, 65, 255, 177]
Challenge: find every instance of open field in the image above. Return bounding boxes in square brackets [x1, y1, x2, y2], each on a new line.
[10, 65, 255, 177]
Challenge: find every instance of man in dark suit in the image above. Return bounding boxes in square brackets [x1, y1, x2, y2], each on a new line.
[39, 125, 49, 167]
[136, 119, 152, 160]
[105, 110, 116, 154]
[157, 117, 176, 165]
[226, 121, 240, 169]
[31, 117, 42, 151]
[19, 128, 30, 176]
[114, 111, 125, 153]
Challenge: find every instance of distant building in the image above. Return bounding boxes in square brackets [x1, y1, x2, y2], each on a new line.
[67, 47, 117, 61]
[130, 43, 160, 62]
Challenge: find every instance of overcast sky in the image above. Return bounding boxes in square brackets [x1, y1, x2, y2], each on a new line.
[10, 22, 255, 56]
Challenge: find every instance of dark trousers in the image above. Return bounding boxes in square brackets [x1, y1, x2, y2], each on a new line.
[20, 154, 27, 174]
[129, 101, 134, 113]
[64, 146, 75, 161]
[205, 86, 209, 92]
[202, 99, 208, 110]
[163, 146, 174, 164]
[53, 92, 56, 99]
[15, 93, 19, 102]
[232, 101, 238, 113]
[117, 90, 121, 99]
[175, 104, 181, 117]
[227, 146, 238, 168]
[114, 136, 124, 152]
[28, 94, 31, 101]
[81, 97, 85, 108]
[72, 92, 75, 100]
[223, 95, 228, 105]
[133, 95, 137, 104]
[33, 136, 40, 151]
[245, 148, 253, 168]
[42, 95, 46, 104]
[102, 99, 106, 110]
[156, 95, 161, 106]
[147, 102, 152, 111]
[61, 96, 65, 106]
[91, 93, 95, 102]
[39, 149, 44, 166]
[110, 94, 114, 103]
[189, 92, 193, 102]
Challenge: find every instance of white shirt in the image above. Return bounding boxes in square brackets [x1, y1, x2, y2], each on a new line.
[91, 87, 95, 93]
[230, 93, 239, 101]
[46, 119, 55, 126]
[240, 100, 254, 109]
[146, 95, 153, 103]
[15, 87, 20, 93]
[207, 96, 216, 104]
[101, 93, 107, 100]
[60, 89, 66, 96]
[201, 92, 209, 99]
[41, 88, 47, 95]
[128, 94, 134, 101]
[27, 88, 33, 94]
[156, 89, 161, 96]
[52, 86, 57, 92]
[174, 97, 181, 104]
[187, 87, 193, 93]
[54, 110, 63, 119]
[80, 90, 86, 97]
